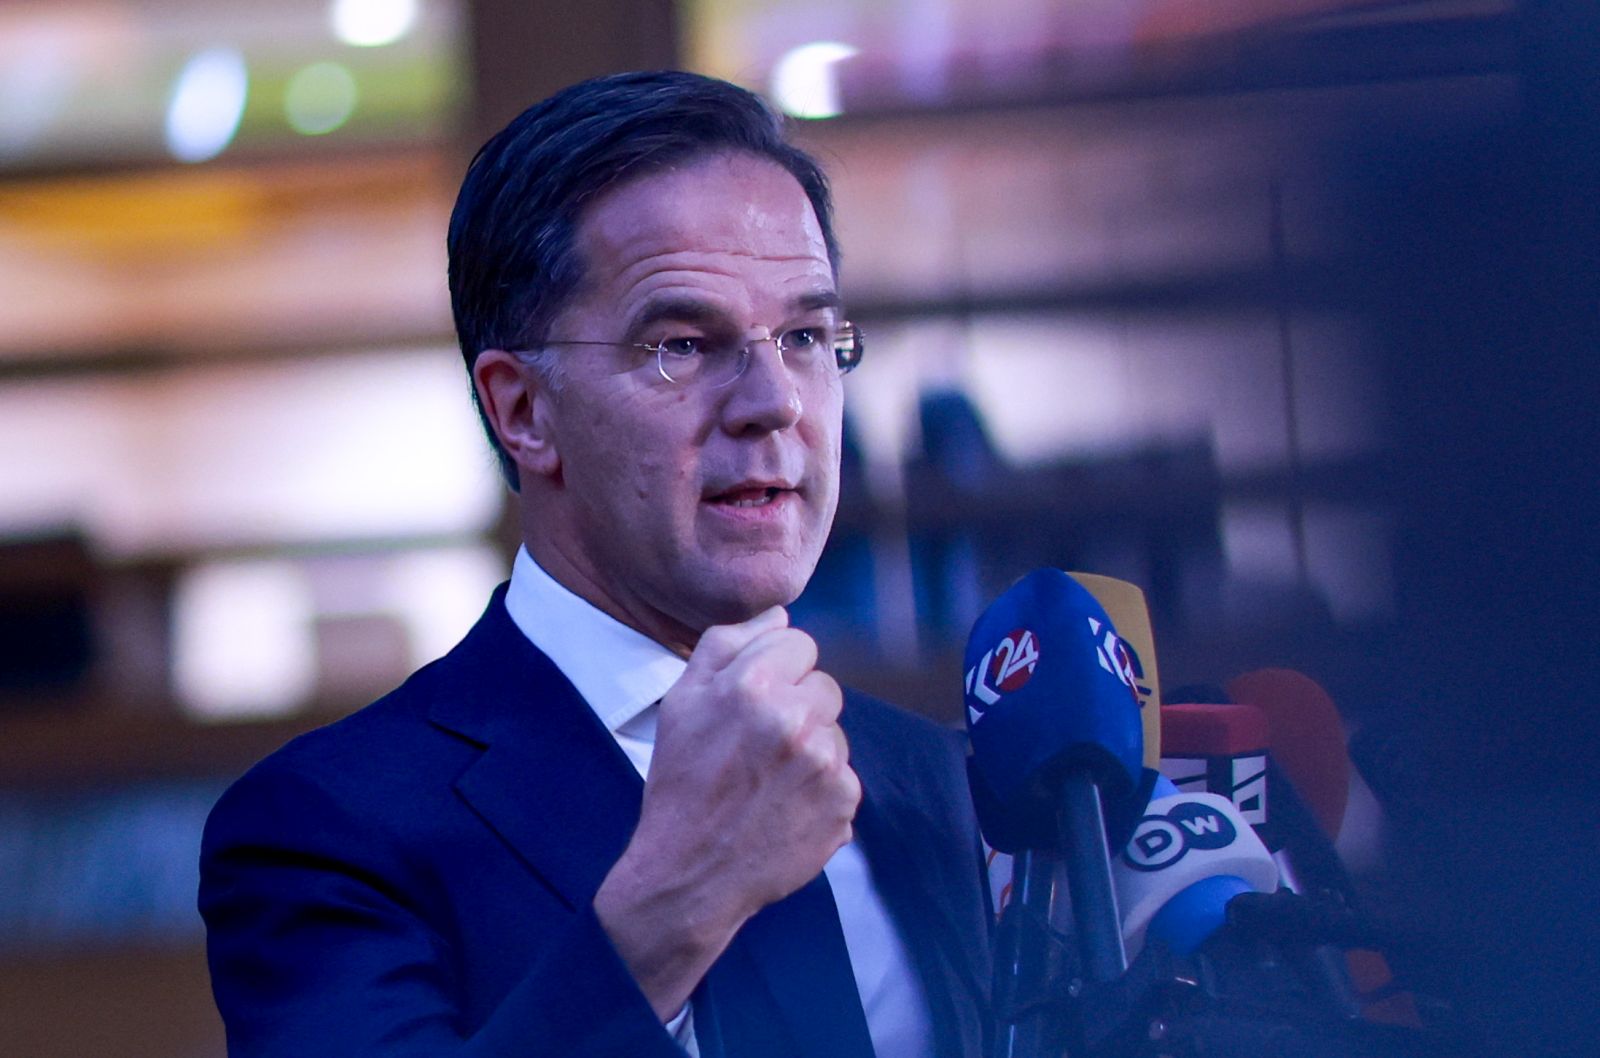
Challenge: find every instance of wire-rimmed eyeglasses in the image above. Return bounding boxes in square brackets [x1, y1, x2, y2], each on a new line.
[515, 322, 863, 388]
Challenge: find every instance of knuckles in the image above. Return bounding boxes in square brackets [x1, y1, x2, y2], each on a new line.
[836, 763, 863, 813]
[797, 670, 843, 719]
[727, 663, 777, 704]
[793, 720, 851, 772]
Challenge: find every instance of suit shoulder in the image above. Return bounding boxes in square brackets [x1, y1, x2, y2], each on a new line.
[228, 585, 531, 799]
[273, 659, 455, 766]
[205, 655, 474, 841]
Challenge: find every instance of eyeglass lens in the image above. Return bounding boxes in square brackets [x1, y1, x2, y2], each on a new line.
[656, 325, 861, 386]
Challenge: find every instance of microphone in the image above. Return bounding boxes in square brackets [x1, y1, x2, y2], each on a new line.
[1162, 679, 1350, 896]
[1227, 669, 1424, 1027]
[1154, 696, 1359, 1014]
[969, 581, 1438, 1054]
[1047, 583, 1282, 963]
[1114, 780, 1280, 959]
[1156, 698, 1346, 889]
[964, 568, 1149, 1057]
[974, 574, 1161, 914]
[1159, 701, 1274, 844]
[1225, 668, 1349, 840]
[963, 569, 1147, 857]
[1067, 573, 1163, 769]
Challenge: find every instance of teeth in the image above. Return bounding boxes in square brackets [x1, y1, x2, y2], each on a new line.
[720, 487, 780, 508]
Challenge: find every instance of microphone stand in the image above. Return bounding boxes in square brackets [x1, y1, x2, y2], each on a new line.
[1057, 771, 1128, 985]
[990, 850, 1060, 1058]
[992, 770, 1128, 1058]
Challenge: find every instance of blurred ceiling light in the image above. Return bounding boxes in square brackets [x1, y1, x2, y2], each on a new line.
[0, 28, 75, 159]
[771, 41, 859, 120]
[173, 560, 316, 722]
[285, 61, 358, 135]
[385, 545, 508, 662]
[330, 0, 420, 48]
[164, 48, 248, 164]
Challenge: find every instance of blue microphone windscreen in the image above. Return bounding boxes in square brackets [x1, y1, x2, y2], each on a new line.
[1148, 874, 1255, 955]
[964, 569, 1145, 851]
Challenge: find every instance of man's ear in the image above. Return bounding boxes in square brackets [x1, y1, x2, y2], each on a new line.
[472, 350, 562, 481]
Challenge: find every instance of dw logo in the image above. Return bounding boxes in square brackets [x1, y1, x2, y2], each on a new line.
[965, 628, 1040, 719]
[1123, 800, 1239, 872]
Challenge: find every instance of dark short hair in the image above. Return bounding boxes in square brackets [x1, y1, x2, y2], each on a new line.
[447, 70, 842, 487]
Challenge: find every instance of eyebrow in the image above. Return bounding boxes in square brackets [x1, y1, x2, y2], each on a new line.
[622, 289, 843, 340]
[622, 297, 726, 340]
[792, 290, 843, 315]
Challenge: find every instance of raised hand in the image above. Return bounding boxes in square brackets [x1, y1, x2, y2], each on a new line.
[593, 606, 859, 1019]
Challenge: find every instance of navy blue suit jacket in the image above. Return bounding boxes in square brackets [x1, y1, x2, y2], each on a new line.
[200, 588, 991, 1057]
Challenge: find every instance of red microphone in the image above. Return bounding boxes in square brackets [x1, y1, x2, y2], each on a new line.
[1224, 668, 1420, 1028]
[1225, 668, 1349, 841]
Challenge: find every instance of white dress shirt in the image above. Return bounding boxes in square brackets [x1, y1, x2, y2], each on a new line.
[504, 547, 932, 1058]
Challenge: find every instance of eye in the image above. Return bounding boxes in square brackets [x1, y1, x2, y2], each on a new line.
[778, 326, 827, 352]
[656, 336, 706, 359]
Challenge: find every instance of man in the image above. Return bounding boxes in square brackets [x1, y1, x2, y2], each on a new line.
[200, 71, 990, 1057]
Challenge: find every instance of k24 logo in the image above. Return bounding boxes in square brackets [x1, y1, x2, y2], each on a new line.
[965, 628, 1040, 721]
[1087, 615, 1140, 702]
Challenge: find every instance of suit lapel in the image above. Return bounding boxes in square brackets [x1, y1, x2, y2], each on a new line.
[842, 695, 989, 1058]
[427, 587, 644, 911]
[726, 872, 875, 1057]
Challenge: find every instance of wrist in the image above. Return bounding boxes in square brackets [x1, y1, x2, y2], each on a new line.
[593, 850, 745, 1020]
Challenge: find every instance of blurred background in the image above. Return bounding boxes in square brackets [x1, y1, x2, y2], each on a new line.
[1, 0, 1595, 1055]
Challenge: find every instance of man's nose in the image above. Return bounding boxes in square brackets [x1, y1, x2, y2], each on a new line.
[720, 337, 803, 434]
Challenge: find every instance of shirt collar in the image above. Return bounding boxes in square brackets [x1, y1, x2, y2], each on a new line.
[503, 546, 687, 735]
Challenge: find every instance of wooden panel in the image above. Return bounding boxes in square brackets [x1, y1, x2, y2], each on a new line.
[0, 944, 223, 1058]
[463, 0, 680, 148]
[0, 153, 454, 365]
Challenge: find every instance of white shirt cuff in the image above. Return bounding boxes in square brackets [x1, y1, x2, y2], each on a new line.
[666, 1002, 697, 1056]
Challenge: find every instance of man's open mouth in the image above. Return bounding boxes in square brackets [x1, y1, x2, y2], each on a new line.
[709, 485, 790, 508]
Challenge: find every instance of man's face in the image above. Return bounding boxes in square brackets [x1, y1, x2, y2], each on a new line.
[525, 152, 844, 647]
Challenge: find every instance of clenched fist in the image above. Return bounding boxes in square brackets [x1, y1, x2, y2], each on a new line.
[593, 606, 860, 1019]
